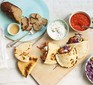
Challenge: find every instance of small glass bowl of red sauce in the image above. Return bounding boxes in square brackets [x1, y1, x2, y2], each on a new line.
[69, 11, 91, 31]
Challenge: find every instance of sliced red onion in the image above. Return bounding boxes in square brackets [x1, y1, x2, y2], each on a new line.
[85, 58, 93, 83]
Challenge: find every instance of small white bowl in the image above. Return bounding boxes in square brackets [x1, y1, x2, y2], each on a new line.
[47, 19, 69, 40]
[69, 11, 91, 32]
[7, 23, 20, 36]
[85, 55, 93, 84]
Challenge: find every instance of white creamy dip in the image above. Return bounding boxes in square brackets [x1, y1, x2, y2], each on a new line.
[47, 21, 67, 40]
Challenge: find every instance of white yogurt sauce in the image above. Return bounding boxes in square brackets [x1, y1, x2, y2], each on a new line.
[48, 21, 66, 40]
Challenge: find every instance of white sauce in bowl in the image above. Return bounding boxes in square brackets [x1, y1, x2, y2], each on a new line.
[47, 20, 67, 40]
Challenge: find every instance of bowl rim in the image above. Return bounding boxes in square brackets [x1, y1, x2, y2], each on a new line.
[7, 23, 20, 36]
[47, 19, 69, 40]
[85, 55, 93, 84]
[69, 11, 91, 32]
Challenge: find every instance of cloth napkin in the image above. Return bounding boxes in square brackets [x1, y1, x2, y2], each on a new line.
[0, 28, 8, 68]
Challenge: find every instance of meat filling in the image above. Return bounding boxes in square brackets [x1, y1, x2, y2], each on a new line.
[58, 45, 71, 54]
[67, 33, 84, 44]
[37, 42, 48, 62]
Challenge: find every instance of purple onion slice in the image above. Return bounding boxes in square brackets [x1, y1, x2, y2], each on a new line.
[85, 56, 93, 83]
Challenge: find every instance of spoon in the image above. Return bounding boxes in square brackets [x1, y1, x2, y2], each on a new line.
[7, 28, 36, 48]
[82, 26, 93, 29]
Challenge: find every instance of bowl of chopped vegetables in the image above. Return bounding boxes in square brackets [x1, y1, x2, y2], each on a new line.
[85, 55, 93, 83]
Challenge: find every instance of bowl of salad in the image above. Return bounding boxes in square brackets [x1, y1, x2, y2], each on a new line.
[85, 55, 93, 83]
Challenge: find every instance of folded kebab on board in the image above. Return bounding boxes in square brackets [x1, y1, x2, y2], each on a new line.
[38, 42, 59, 64]
[56, 33, 89, 68]
[67, 33, 89, 59]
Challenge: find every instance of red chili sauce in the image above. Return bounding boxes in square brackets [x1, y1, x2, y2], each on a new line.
[70, 13, 90, 31]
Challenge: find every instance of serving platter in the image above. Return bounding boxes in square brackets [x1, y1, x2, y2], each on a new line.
[0, 0, 49, 41]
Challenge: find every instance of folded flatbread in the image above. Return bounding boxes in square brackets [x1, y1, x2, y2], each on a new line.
[69, 40, 89, 59]
[18, 55, 38, 77]
[56, 33, 89, 68]
[67, 33, 89, 59]
[56, 45, 78, 68]
[38, 42, 59, 64]
[14, 42, 32, 62]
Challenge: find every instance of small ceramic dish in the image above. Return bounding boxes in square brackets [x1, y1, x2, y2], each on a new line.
[69, 11, 91, 32]
[85, 55, 93, 84]
[47, 19, 69, 40]
[7, 23, 20, 36]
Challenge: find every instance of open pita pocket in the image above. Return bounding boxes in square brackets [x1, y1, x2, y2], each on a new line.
[14, 42, 32, 62]
[38, 42, 59, 64]
[56, 45, 78, 68]
[67, 33, 84, 44]
[18, 55, 38, 77]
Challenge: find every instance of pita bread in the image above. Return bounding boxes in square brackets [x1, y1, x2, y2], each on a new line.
[18, 55, 38, 77]
[44, 43, 59, 64]
[69, 40, 89, 59]
[56, 45, 78, 68]
[14, 42, 32, 62]
[56, 40, 89, 68]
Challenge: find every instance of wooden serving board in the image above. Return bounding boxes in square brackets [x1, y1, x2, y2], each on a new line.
[30, 20, 93, 85]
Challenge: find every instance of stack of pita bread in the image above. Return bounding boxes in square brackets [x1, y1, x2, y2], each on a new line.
[38, 33, 89, 68]
[14, 42, 38, 77]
